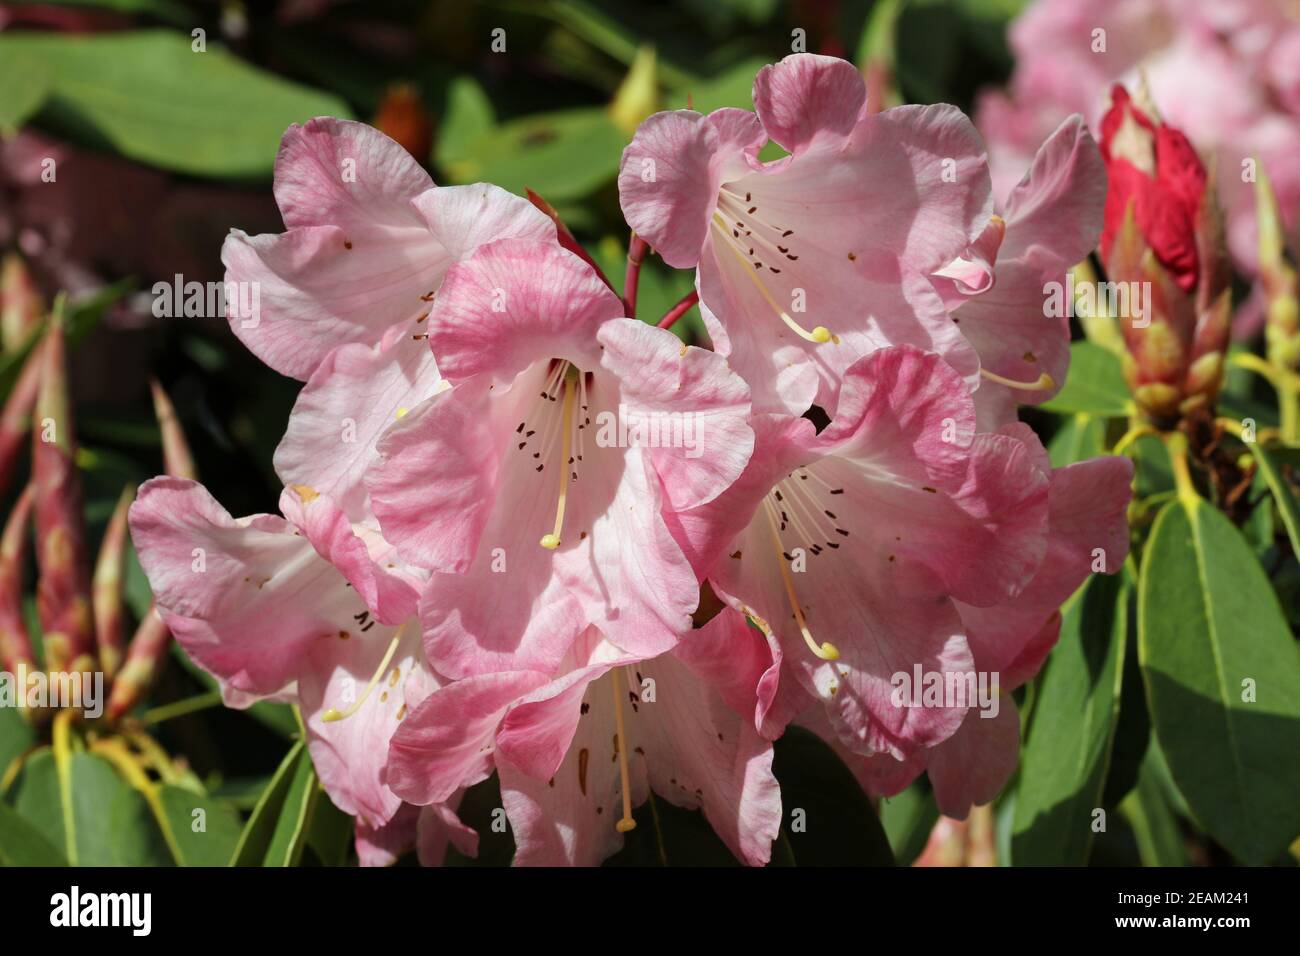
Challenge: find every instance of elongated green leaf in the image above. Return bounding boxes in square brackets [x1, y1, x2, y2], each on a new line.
[1138, 495, 1300, 863]
[11, 750, 63, 853]
[1244, 442, 1300, 556]
[1012, 571, 1128, 865]
[434, 76, 496, 171]
[73, 754, 173, 866]
[444, 107, 624, 202]
[0, 31, 351, 177]
[1119, 751, 1189, 867]
[230, 740, 305, 866]
[1047, 413, 1106, 468]
[1042, 342, 1133, 417]
[15, 749, 171, 866]
[772, 726, 895, 866]
[261, 751, 319, 867]
[305, 795, 354, 867]
[878, 780, 939, 866]
[0, 799, 66, 866]
[0, 53, 52, 133]
[157, 785, 244, 866]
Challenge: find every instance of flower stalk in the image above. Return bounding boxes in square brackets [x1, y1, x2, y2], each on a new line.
[106, 380, 194, 722]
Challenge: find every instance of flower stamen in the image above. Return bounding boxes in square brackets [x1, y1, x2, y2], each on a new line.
[539, 372, 577, 550]
[611, 668, 637, 833]
[709, 213, 835, 345]
[322, 622, 407, 722]
[763, 501, 839, 661]
[979, 367, 1055, 392]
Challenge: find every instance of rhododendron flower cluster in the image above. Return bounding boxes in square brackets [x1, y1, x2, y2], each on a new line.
[130, 54, 1132, 866]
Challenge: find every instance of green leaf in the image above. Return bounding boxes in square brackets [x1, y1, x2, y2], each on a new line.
[1041, 342, 1133, 417]
[230, 740, 308, 866]
[0, 52, 52, 134]
[878, 780, 939, 866]
[0, 30, 352, 178]
[1047, 413, 1106, 468]
[443, 107, 624, 202]
[0, 706, 36, 794]
[12, 0, 190, 21]
[20, 747, 174, 867]
[675, 57, 771, 113]
[1138, 495, 1300, 863]
[10, 749, 63, 852]
[305, 794, 354, 867]
[0, 799, 67, 866]
[157, 785, 244, 866]
[68, 754, 172, 866]
[772, 726, 895, 865]
[259, 749, 319, 868]
[435, 76, 496, 171]
[1243, 442, 1300, 557]
[1012, 570, 1129, 865]
[1119, 749, 1189, 867]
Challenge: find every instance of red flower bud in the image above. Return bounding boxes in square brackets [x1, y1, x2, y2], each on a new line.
[1100, 85, 1207, 293]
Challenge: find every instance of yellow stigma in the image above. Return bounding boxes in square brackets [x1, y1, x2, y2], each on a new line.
[980, 367, 1055, 392]
[763, 504, 839, 661]
[538, 374, 576, 551]
[395, 406, 409, 419]
[611, 669, 637, 834]
[322, 624, 406, 723]
[710, 213, 836, 346]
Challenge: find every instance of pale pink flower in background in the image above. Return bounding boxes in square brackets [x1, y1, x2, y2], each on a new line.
[977, 0, 1300, 281]
[128, 477, 473, 864]
[386, 612, 782, 866]
[366, 237, 754, 680]
[619, 53, 991, 416]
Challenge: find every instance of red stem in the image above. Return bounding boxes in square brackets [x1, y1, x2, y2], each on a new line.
[657, 289, 700, 330]
[624, 234, 650, 318]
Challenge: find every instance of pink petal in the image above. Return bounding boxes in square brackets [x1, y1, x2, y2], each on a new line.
[618, 109, 765, 269]
[424, 238, 621, 385]
[300, 616, 426, 827]
[129, 477, 347, 699]
[752, 53, 866, 154]
[596, 317, 754, 511]
[274, 336, 445, 522]
[925, 699, 1022, 819]
[387, 669, 551, 806]
[279, 485, 421, 625]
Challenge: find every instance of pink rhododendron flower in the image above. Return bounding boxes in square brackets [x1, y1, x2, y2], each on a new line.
[667, 346, 1052, 759]
[128, 477, 471, 863]
[386, 612, 782, 866]
[225, 119, 554, 519]
[619, 53, 991, 415]
[819, 433, 1134, 817]
[223, 118, 553, 380]
[365, 237, 753, 680]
